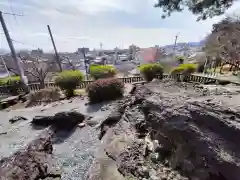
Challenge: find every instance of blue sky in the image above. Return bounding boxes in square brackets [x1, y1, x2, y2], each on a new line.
[0, 0, 240, 52]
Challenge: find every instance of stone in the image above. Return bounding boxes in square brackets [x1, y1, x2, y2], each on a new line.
[78, 123, 86, 128]
[137, 166, 149, 178]
[85, 119, 98, 127]
[150, 153, 159, 163]
[31, 116, 53, 126]
[98, 106, 125, 140]
[9, 116, 28, 124]
[31, 111, 85, 130]
[53, 111, 85, 129]
[0, 130, 61, 180]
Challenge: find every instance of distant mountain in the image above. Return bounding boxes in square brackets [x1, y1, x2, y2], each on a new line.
[162, 41, 204, 48]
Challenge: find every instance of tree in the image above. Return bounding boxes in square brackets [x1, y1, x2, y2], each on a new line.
[21, 57, 55, 88]
[154, 0, 235, 20]
[60, 56, 77, 70]
[204, 15, 240, 72]
[2, 55, 55, 88]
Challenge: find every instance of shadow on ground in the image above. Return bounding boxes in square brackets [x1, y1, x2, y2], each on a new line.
[52, 127, 78, 144]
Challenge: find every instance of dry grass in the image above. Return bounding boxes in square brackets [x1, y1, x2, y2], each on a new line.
[74, 89, 87, 96]
[26, 87, 63, 107]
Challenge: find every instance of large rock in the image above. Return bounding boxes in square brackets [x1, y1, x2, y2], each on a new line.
[92, 80, 240, 180]
[31, 116, 54, 127]
[0, 130, 61, 180]
[53, 111, 85, 129]
[31, 111, 85, 130]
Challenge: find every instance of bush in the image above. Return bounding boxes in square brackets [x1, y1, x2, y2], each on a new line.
[0, 76, 21, 95]
[171, 64, 197, 75]
[89, 65, 117, 80]
[55, 70, 84, 97]
[26, 87, 62, 107]
[170, 64, 197, 81]
[139, 63, 163, 81]
[86, 78, 124, 103]
[0, 76, 21, 86]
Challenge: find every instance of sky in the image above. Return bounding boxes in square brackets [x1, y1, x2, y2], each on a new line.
[0, 0, 240, 52]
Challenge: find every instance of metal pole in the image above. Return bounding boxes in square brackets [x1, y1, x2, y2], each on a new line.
[0, 11, 29, 92]
[47, 25, 62, 72]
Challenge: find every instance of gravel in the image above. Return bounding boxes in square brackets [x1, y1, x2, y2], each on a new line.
[0, 97, 115, 179]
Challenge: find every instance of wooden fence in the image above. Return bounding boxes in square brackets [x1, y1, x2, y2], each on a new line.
[0, 74, 224, 96]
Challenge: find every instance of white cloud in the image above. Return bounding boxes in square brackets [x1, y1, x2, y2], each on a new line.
[0, 0, 240, 52]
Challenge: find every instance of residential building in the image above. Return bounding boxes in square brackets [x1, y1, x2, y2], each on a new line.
[134, 47, 162, 65]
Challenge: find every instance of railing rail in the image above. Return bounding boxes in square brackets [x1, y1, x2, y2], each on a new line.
[0, 73, 235, 96]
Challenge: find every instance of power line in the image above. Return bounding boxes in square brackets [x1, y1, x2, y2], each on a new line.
[11, 38, 37, 48]
[2, 12, 24, 16]
[7, 0, 19, 24]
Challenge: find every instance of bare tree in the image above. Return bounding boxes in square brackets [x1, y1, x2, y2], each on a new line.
[60, 56, 77, 70]
[24, 57, 55, 88]
[2, 55, 55, 88]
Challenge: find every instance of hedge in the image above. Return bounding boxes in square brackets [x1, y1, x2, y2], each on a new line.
[0, 76, 21, 95]
[171, 64, 198, 81]
[89, 65, 117, 80]
[86, 78, 124, 103]
[55, 70, 84, 98]
[171, 64, 197, 75]
[139, 63, 163, 81]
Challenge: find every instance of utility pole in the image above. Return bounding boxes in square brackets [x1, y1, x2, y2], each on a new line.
[0, 11, 29, 92]
[47, 25, 62, 72]
[173, 33, 179, 60]
[81, 48, 88, 79]
[114, 47, 118, 65]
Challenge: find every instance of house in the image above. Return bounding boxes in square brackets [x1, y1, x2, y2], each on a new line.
[134, 47, 162, 65]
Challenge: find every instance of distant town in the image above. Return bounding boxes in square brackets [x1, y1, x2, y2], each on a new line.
[0, 41, 205, 83]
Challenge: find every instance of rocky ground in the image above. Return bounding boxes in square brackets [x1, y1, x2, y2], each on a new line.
[89, 79, 240, 180]
[1, 79, 240, 180]
[0, 97, 118, 179]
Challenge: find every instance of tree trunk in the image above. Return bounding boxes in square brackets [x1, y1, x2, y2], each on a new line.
[39, 80, 45, 89]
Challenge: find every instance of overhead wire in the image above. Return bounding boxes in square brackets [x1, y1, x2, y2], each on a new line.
[7, 0, 19, 24]
[11, 38, 37, 49]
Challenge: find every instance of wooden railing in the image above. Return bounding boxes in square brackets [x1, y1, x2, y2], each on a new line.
[0, 74, 229, 96]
